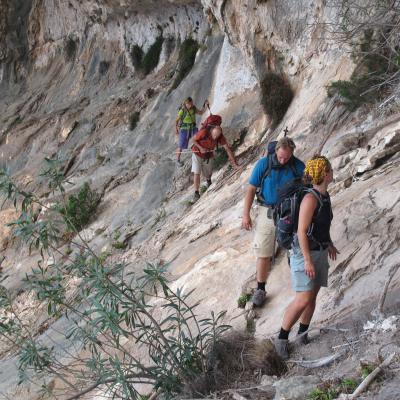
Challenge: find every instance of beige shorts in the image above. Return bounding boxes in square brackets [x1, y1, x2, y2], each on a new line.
[253, 206, 276, 258]
[191, 153, 213, 178]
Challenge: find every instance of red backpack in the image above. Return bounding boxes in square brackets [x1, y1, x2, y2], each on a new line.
[201, 114, 222, 130]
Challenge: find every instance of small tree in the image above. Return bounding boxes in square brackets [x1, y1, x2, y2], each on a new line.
[0, 158, 231, 399]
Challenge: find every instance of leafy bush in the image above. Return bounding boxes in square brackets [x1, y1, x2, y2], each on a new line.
[237, 293, 251, 308]
[326, 4, 400, 111]
[58, 182, 101, 231]
[142, 36, 164, 75]
[64, 36, 78, 61]
[99, 60, 111, 75]
[260, 72, 294, 125]
[327, 52, 393, 111]
[171, 38, 199, 90]
[129, 111, 140, 130]
[0, 162, 236, 400]
[131, 44, 144, 69]
[130, 37, 164, 76]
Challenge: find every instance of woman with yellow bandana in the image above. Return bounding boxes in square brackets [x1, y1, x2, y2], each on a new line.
[274, 155, 339, 359]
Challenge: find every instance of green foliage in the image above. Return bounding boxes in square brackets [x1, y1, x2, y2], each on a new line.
[308, 378, 359, 400]
[64, 36, 78, 61]
[131, 44, 144, 69]
[129, 111, 140, 130]
[361, 364, 375, 379]
[260, 72, 294, 125]
[112, 241, 127, 249]
[0, 160, 233, 399]
[171, 38, 199, 90]
[142, 36, 164, 75]
[327, 13, 400, 111]
[308, 387, 338, 400]
[340, 377, 358, 393]
[130, 37, 164, 76]
[237, 294, 251, 308]
[99, 60, 111, 75]
[58, 182, 101, 232]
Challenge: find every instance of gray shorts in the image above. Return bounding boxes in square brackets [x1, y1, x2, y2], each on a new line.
[289, 246, 329, 292]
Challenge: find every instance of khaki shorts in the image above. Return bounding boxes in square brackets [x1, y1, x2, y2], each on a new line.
[253, 206, 276, 258]
[191, 153, 213, 178]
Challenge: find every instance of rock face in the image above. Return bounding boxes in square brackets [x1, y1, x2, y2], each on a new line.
[0, 0, 399, 399]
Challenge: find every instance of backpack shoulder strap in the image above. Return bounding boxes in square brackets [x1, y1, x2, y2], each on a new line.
[256, 156, 274, 204]
[305, 188, 324, 214]
[288, 158, 301, 178]
[261, 155, 274, 182]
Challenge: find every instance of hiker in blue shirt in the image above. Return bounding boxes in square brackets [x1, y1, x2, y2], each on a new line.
[242, 137, 305, 307]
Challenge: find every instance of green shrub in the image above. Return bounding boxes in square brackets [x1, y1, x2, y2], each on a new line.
[130, 44, 144, 69]
[130, 37, 164, 76]
[112, 241, 127, 250]
[58, 183, 101, 231]
[64, 36, 78, 61]
[327, 30, 400, 111]
[237, 294, 251, 308]
[129, 111, 140, 130]
[99, 60, 110, 75]
[260, 73, 294, 125]
[142, 36, 164, 75]
[171, 38, 199, 90]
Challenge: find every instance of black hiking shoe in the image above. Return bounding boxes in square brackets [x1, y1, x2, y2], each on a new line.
[177, 160, 184, 167]
[251, 289, 266, 307]
[192, 191, 200, 203]
[273, 338, 289, 360]
[206, 179, 212, 188]
[297, 332, 310, 345]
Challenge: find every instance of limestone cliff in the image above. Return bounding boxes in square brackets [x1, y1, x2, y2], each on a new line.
[0, 0, 399, 398]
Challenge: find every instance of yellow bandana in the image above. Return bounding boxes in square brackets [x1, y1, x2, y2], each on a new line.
[305, 157, 330, 185]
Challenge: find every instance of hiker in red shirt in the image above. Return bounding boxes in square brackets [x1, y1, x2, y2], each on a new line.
[191, 126, 240, 202]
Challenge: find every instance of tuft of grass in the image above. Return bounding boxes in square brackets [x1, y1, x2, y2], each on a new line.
[112, 241, 127, 250]
[237, 294, 251, 308]
[171, 38, 199, 90]
[308, 387, 338, 400]
[361, 364, 375, 379]
[58, 183, 101, 232]
[199, 185, 208, 195]
[260, 72, 294, 125]
[129, 111, 140, 131]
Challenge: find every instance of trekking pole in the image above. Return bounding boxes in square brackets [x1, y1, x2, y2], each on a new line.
[204, 99, 211, 115]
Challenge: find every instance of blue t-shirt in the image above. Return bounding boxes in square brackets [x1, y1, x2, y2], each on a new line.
[249, 156, 305, 205]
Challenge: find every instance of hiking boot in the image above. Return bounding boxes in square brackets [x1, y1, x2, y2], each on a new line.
[297, 332, 310, 345]
[192, 191, 200, 203]
[273, 338, 289, 360]
[177, 160, 184, 167]
[206, 179, 212, 188]
[251, 289, 266, 307]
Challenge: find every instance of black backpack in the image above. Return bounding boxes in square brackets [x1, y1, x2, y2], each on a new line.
[273, 178, 323, 250]
[255, 141, 300, 205]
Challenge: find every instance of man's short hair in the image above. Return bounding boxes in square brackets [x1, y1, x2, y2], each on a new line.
[276, 137, 296, 151]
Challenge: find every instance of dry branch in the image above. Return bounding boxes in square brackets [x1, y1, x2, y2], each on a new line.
[378, 264, 399, 314]
[350, 352, 396, 398]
